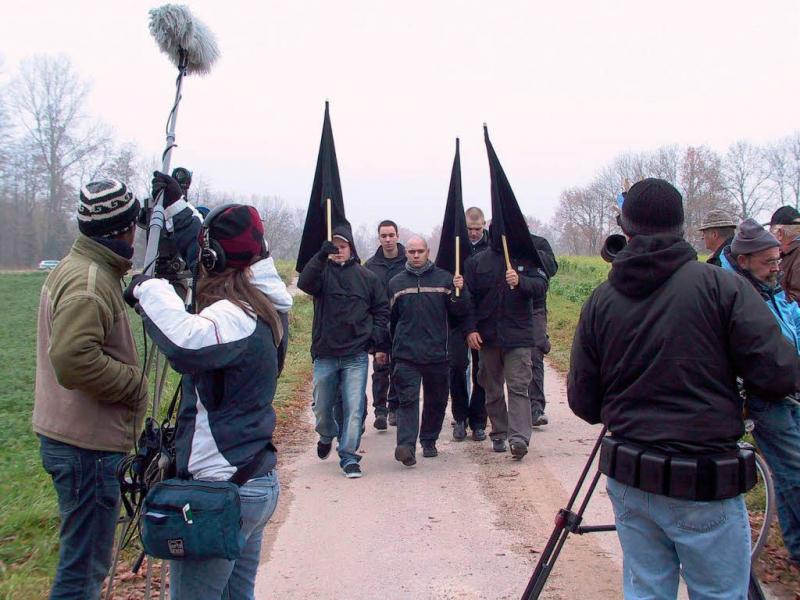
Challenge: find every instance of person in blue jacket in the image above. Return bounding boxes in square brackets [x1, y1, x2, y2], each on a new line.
[723, 218, 800, 564]
[125, 172, 292, 599]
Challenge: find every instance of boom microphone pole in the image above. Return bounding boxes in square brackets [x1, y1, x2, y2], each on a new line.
[141, 4, 219, 276]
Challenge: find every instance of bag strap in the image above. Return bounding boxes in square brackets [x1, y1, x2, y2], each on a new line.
[229, 443, 275, 486]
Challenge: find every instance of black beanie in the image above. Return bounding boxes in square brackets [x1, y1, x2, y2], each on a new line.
[621, 178, 684, 235]
[77, 179, 140, 238]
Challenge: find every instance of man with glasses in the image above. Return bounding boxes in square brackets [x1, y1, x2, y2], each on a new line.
[722, 218, 800, 564]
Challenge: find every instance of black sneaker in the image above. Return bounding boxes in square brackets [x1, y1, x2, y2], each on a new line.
[343, 463, 362, 478]
[395, 445, 416, 467]
[422, 443, 438, 458]
[492, 438, 507, 453]
[453, 421, 467, 441]
[510, 442, 528, 460]
[387, 410, 397, 427]
[472, 428, 487, 442]
[374, 415, 388, 430]
[317, 441, 332, 460]
[532, 410, 549, 427]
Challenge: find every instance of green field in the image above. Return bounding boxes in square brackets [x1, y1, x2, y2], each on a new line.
[0, 263, 311, 599]
[547, 256, 609, 371]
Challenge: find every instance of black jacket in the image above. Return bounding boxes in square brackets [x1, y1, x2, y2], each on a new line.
[568, 235, 799, 455]
[297, 246, 389, 360]
[707, 235, 734, 267]
[469, 230, 490, 257]
[364, 244, 407, 291]
[387, 262, 470, 363]
[463, 247, 548, 348]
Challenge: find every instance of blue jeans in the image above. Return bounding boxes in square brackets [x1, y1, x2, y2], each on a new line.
[607, 477, 750, 600]
[749, 396, 800, 561]
[39, 435, 123, 600]
[312, 352, 368, 468]
[170, 472, 280, 600]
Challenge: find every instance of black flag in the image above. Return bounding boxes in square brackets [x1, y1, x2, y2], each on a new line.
[295, 101, 354, 272]
[484, 124, 540, 267]
[435, 139, 471, 275]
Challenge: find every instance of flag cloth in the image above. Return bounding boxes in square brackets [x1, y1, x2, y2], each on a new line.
[295, 101, 354, 272]
[484, 125, 540, 267]
[435, 138, 471, 275]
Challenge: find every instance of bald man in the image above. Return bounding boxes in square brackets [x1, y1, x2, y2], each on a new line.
[386, 236, 471, 466]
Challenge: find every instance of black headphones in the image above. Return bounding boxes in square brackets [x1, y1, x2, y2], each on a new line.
[199, 204, 270, 273]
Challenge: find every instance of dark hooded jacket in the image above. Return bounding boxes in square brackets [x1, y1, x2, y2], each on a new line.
[568, 235, 800, 455]
[387, 261, 470, 363]
[463, 247, 548, 348]
[469, 230, 490, 257]
[297, 226, 389, 359]
[365, 243, 407, 291]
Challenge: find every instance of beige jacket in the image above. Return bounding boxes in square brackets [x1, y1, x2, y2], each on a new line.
[33, 235, 147, 452]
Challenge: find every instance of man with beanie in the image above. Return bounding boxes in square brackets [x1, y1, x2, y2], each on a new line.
[364, 219, 407, 429]
[388, 236, 470, 466]
[721, 218, 800, 564]
[769, 205, 800, 302]
[699, 209, 737, 268]
[297, 227, 389, 478]
[33, 179, 148, 599]
[569, 178, 799, 598]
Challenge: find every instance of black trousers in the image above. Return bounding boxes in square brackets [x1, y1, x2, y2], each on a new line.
[372, 358, 398, 416]
[394, 359, 449, 449]
[529, 346, 546, 412]
[448, 331, 488, 430]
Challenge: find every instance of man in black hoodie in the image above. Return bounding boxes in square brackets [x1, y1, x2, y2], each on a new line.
[297, 227, 389, 478]
[364, 220, 407, 430]
[568, 178, 799, 598]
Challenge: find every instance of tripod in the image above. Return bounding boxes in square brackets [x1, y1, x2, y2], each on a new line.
[521, 427, 614, 600]
[520, 427, 769, 600]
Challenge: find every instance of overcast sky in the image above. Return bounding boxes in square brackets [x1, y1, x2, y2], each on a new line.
[2, 0, 798, 235]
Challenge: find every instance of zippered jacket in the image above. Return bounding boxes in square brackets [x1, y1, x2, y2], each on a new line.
[569, 235, 799, 455]
[136, 277, 280, 481]
[387, 262, 470, 363]
[463, 247, 548, 348]
[365, 244, 407, 291]
[297, 228, 390, 359]
[33, 235, 148, 452]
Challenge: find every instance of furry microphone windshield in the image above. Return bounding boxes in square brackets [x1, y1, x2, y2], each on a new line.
[149, 4, 220, 75]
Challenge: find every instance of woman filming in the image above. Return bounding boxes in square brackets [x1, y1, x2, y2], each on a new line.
[124, 172, 292, 599]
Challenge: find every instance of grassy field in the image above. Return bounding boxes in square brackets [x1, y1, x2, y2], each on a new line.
[546, 256, 609, 372]
[0, 263, 312, 599]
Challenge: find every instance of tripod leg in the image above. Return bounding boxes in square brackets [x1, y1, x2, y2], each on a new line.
[104, 516, 133, 600]
[748, 568, 767, 600]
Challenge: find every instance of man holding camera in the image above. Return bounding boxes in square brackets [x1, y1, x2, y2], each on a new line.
[569, 179, 799, 598]
[33, 179, 148, 599]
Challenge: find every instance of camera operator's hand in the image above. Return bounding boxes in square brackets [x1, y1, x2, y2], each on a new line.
[316, 241, 338, 260]
[151, 171, 183, 208]
[123, 274, 153, 309]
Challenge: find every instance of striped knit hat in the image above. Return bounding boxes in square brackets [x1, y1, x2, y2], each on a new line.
[77, 179, 140, 238]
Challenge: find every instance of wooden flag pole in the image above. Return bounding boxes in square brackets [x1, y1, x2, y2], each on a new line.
[455, 235, 461, 297]
[326, 198, 332, 241]
[501, 234, 515, 289]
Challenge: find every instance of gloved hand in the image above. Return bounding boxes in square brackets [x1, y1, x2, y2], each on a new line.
[151, 171, 183, 208]
[123, 274, 153, 309]
[316, 240, 338, 259]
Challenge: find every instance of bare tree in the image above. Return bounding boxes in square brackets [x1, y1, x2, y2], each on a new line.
[678, 146, 732, 247]
[721, 140, 772, 218]
[9, 55, 111, 254]
[765, 139, 791, 207]
[552, 184, 615, 255]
